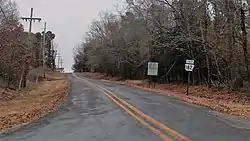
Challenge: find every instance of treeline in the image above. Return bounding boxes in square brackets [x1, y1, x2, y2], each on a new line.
[73, 0, 250, 90]
[31, 31, 56, 69]
[0, 0, 56, 89]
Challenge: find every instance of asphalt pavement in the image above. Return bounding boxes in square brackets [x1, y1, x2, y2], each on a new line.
[1, 73, 250, 141]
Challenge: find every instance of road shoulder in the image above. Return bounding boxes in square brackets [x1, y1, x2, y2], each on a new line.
[0, 73, 69, 133]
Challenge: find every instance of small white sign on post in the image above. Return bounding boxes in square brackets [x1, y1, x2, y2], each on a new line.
[185, 64, 195, 72]
[185, 59, 195, 72]
[148, 62, 159, 76]
[186, 59, 195, 64]
[185, 59, 195, 95]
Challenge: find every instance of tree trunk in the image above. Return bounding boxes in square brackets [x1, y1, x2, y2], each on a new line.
[21, 62, 28, 88]
[200, 0, 211, 88]
[240, 7, 250, 81]
[225, 0, 235, 85]
[19, 63, 25, 90]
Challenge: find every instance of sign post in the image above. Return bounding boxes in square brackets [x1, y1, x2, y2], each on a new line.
[147, 62, 158, 88]
[185, 60, 195, 95]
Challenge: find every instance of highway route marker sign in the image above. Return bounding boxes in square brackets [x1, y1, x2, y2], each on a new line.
[185, 60, 195, 72]
[185, 59, 195, 95]
[185, 64, 195, 72]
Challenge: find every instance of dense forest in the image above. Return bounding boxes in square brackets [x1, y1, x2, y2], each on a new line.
[73, 0, 250, 90]
[0, 0, 56, 89]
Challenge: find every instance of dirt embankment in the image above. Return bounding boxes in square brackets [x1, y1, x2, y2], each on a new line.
[83, 72, 250, 120]
[0, 72, 69, 131]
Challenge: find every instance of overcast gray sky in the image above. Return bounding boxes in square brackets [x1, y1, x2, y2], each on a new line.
[15, 0, 122, 72]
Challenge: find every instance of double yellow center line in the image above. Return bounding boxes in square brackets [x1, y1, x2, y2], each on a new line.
[97, 86, 192, 141]
[73, 74, 191, 141]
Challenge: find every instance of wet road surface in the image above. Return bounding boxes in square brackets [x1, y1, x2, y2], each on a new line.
[1, 73, 250, 141]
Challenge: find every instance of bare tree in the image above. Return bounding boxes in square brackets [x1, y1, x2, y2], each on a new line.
[73, 0, 250, 90]
[0, 0, 30, 89]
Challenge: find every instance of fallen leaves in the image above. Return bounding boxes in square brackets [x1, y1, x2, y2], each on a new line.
[133, 84, 250, 119]
[84, 73, 250, 120]
[0, 73, 69, 131]
[0, 90, 16, 102]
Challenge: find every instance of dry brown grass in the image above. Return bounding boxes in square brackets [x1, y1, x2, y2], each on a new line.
[0, 73, 69, 131]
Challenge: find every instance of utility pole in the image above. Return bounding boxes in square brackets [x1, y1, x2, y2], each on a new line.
[21, 8, 41, 33]
[52, 46, 57, 72]
[60, 58, 64, 69]
[57, 52, 61, 69]
[19, 8, 42, 88]
[58, 57, 61, 69]
[21, 8, 42, 59]
[42, 22, 47, 67]
[41, 22, 47, 78]
[59, 58, 64, 72]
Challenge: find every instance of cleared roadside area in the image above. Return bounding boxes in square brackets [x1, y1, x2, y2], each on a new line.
[0, 72, 69, 132]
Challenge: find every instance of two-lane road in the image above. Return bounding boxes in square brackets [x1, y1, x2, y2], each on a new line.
[1, 73, 250, 141]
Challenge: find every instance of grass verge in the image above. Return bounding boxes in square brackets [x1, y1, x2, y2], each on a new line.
[0, 73, 69, 132]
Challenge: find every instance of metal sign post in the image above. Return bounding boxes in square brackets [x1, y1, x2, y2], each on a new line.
[187, 71, 191, 95]
[185, 60, 195, 95]
[147, 62, 159, 88]
[148, 75, 151, 88]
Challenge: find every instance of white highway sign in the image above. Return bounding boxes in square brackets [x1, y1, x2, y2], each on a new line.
[148, 62, 159, 76]
[185, 59, 195, 72]
[185, 64, 195, 72]
[186, 59, 195, 64]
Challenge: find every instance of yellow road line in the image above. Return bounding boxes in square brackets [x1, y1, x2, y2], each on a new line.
[99, 86, 192, 141]
[105, 93, 173, 141]
[72, 74, 191, 141]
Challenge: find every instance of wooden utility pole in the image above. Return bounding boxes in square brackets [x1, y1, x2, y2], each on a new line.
[41, 22, 47, 78]
[59, 58, 64, 72]
[42, 22, 47, 67]
[21, 8, 42, 33]
[57, 52, 61, 69]
[52, 45, 57, 71]
[20, 8, 42, 88]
